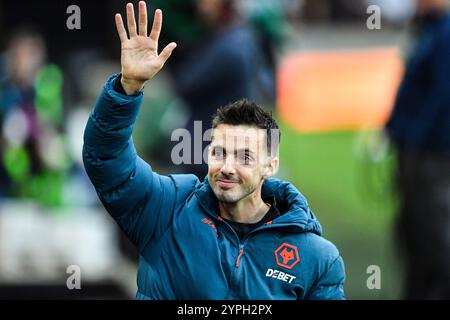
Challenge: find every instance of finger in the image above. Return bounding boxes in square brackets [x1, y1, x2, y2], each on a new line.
[126, 3, 137, 37]
[115, 14, 128, 42]
[158, 42, 177, 65]
[149, 9, 162, 42]
[138, 1, 147, 36]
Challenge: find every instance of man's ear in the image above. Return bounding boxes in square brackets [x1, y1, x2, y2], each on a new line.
[262, 157, 279, 179]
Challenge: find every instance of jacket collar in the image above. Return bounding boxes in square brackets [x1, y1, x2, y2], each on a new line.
[194, 176, 322, 236]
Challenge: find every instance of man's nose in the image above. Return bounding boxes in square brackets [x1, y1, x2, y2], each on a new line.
[220, 156, 236, 175]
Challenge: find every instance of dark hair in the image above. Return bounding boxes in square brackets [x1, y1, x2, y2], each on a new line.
[211, 99, 280, 155]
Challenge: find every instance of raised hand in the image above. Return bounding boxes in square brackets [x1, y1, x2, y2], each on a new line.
[115, 1, 176, 95]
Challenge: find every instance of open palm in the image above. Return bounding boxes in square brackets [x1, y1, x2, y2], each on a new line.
[115, 2, 176, 94]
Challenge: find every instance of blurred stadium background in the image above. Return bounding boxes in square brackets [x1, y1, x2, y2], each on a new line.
[0, 0, 425, 299]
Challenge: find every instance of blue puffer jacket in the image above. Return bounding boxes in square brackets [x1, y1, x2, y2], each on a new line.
[82, 74, 346, 300]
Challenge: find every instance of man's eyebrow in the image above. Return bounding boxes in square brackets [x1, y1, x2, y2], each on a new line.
[211, 144, 224, 151]
[236, 148, 255, 155]
[211, 146, 255, 154]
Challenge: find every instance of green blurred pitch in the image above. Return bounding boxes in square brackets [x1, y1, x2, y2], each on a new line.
[278, 120, 403, 299]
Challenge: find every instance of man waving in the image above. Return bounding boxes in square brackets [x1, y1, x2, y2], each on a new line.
[83, 1, 345, 300]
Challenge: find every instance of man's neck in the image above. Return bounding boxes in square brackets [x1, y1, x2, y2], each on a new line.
[219, 189, 270, 224]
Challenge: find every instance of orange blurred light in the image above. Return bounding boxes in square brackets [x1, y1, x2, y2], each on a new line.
[277, 48, 404, 132]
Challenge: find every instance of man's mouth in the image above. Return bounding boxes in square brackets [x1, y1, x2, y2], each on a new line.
[216, 178, 239, 189]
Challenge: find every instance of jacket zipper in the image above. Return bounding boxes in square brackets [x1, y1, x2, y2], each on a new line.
[216, 218, 245, 298]
[235, 245, 244, 268]
[218, 218, 245, 268]
[210, 213, 294, 297]
[218, 218, 277, 269]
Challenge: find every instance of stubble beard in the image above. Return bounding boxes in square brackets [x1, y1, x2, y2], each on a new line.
[213, 178, 262, 204]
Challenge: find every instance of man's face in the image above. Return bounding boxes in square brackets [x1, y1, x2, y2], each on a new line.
[207, 124, 278, 204]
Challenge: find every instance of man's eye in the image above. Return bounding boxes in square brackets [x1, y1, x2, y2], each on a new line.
[238, 153, 252, 164]
[213, 148, 224, 157]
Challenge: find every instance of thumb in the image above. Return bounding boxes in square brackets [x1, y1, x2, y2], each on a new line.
[158, 42, 177, 65]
